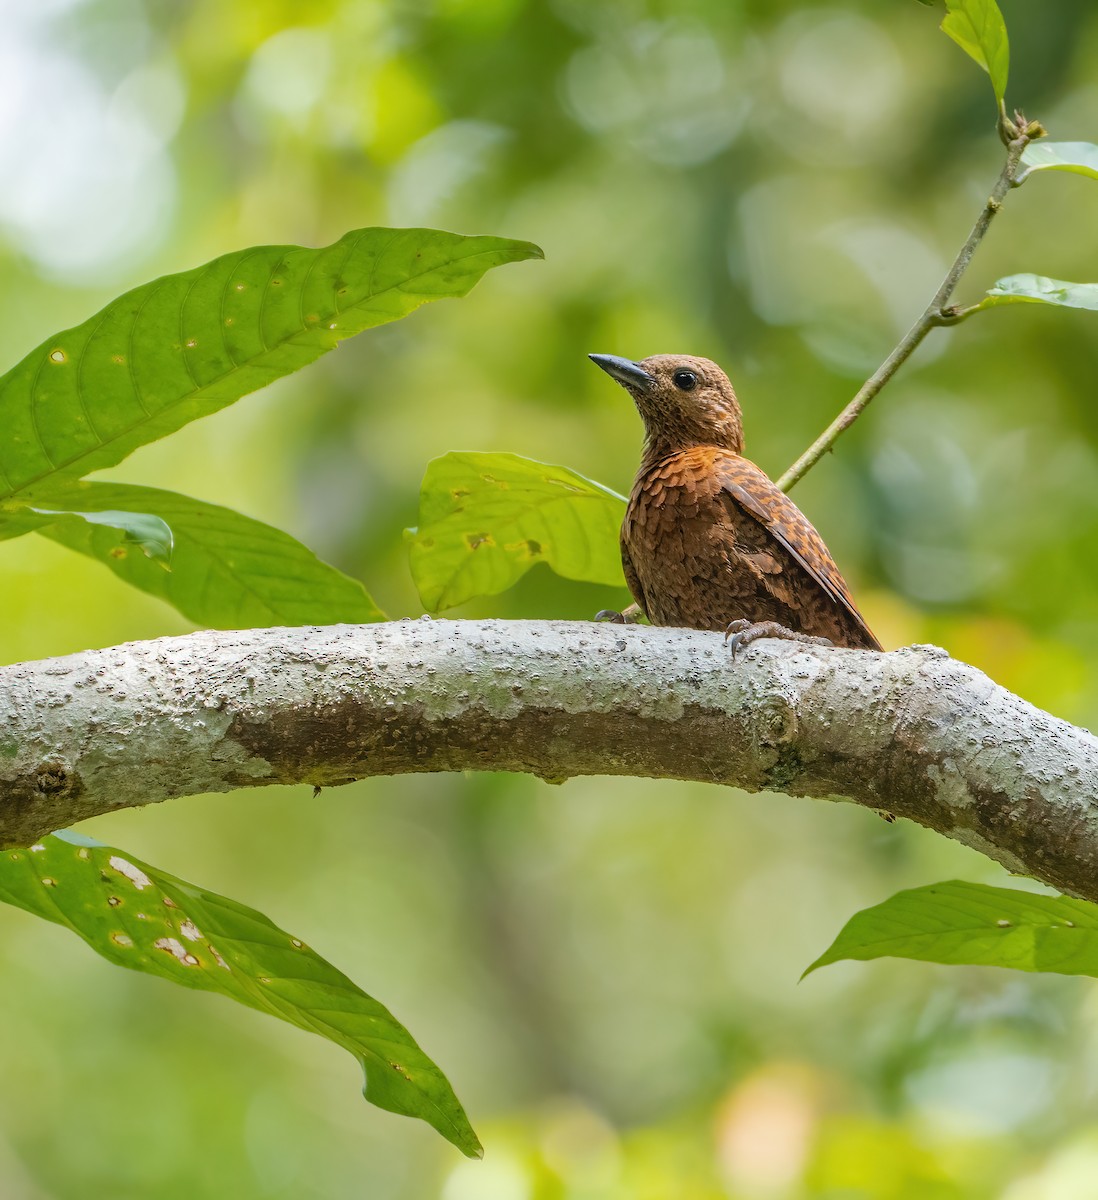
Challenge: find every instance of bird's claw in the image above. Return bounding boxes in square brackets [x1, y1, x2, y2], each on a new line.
[723, 619, 751, 661]
[723, 620, 832, 661]
[595, 609, 630, 624]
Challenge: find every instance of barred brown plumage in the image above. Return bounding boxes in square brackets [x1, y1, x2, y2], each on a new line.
[590, 352, 881, 654]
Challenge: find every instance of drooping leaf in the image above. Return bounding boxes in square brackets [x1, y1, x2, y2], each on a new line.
[11, 481, 383, 628]
[1017, 141, 1098, 184]
[804, 880, 1098, 979]
[407, 451, 627, 611]
[0, 227, 542, 504]
[0, 831, 480, 1156]
[0, 502, 173, 563]
[940, 0, 1009, 103]
[972, 274, 1098, 314]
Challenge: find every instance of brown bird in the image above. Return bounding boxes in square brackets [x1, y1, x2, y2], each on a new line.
[589, 353, 881, 654]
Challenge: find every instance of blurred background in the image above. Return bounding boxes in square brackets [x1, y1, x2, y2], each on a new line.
[2, 0, 1098, 1195]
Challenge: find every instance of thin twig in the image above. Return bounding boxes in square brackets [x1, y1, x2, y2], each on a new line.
[775, 132, 1033, 494]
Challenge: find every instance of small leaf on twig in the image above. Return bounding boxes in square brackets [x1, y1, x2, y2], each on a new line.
[1017, 141, 1098, 184]
[974, 274, 1098, 314]
[939, 0, 1009, 104]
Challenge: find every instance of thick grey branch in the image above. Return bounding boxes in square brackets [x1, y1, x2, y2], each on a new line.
[1, 620, 1095, 900]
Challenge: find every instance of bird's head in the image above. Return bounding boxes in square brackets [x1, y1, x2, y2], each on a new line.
[588, 353, 744, 460]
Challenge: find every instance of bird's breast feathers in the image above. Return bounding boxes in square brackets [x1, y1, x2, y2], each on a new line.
[622, 446, 880, 649]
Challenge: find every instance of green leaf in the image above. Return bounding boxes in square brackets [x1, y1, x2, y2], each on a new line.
[0, 228, 542, 504]
[973, 273, 1098, 314]
[0, 831, 480, 1156]
[10, 481, 383, 628]
[804, 880, 1098, 979]
[0, 502, 174, 563]
[1018, 141, 1098, 184]
[940, 0, 1009, 103]
[407, 451, 627, 611]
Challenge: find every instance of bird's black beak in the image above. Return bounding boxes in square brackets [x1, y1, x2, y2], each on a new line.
[588, 353, 656, 391]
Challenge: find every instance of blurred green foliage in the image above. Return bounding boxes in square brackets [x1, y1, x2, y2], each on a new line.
[4, 0, 1098, 1195]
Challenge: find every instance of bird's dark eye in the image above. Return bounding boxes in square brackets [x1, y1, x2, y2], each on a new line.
[672, 369, 698, 391]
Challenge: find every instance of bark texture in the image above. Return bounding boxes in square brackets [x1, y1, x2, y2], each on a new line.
[1, 619, 1095, 900]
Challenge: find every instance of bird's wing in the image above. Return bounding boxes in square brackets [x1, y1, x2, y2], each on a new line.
[712, 453, 881, 650]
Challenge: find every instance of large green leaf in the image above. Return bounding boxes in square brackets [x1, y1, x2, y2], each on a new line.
[407, 451, 627, 611]
[10, 481, 383, 628]
[940, 0, 1009, 103]
[0, 228, 541, 504]
[804, 880, 1098, 979]
[1018, 141, 1098, 184]
[0, 831, 480, 1156]
[973, 274, 1098, 314]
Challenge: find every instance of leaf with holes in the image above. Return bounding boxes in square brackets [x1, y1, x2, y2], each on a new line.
[407, 451, 628, 611]
[940, 0, 1009, 103]
[0, 227, 542, 504]
[0, 501, 173, 564]
[970, 274, 1098, 314]
[1017, 141, 1098, 184]
[804, 880, 1098, 979]
[4, 481, 383, 627]
[0, 831, 480, 1156]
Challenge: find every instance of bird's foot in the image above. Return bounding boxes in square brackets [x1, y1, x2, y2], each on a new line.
[595, 602, 643, 625]
[723, 620, 832, 661]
